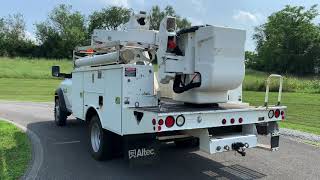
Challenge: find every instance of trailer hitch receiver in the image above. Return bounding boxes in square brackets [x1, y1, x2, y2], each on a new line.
[232, 142, 246, 156]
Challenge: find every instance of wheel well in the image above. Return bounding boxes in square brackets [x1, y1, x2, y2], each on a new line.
[86, 107, 98, 122]
[54, 92, 58, 101]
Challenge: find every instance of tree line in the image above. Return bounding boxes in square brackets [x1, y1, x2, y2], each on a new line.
[0, 4, 191, 59]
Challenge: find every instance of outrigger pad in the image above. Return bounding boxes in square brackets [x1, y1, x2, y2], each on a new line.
[123, 134, 159, 165]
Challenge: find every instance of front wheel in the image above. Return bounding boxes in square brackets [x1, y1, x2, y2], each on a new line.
[54, 98, 67, 126]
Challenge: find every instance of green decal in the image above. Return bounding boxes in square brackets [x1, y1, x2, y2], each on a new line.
[115, 97, 121, 104]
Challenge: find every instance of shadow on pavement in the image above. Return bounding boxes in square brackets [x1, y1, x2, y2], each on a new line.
[27, 119, 266, 180]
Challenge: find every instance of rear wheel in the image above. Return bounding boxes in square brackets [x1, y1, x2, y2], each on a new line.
[89, 115, 115, 160]
[54, 98, 67, 126]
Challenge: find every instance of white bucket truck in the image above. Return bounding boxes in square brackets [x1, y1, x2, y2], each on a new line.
[52, 12, 286, 161]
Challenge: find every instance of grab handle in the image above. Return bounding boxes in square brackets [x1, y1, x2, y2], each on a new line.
[264, 74, 283, 108]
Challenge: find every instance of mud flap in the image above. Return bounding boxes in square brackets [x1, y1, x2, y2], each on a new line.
[270, 134, 280, 151]
[123, 134, 159, 165]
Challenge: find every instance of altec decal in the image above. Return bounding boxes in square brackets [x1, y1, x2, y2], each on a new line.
[128, 148, 155, 159]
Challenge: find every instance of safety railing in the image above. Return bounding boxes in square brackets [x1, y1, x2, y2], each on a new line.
[264, 74, 283, 108]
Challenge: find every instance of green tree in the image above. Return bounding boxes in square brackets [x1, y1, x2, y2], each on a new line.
[88, 6, 131, 33]
[35, 4, 88, 59]
[0, 18, 6, 55]
[89, 5, 191, 33]
[245, 51, 260, 69]
[149, 5, 191, 30]
[0, 14, 35, 57]
[87, 5, 192, 66]
[253, 5, 320, 75]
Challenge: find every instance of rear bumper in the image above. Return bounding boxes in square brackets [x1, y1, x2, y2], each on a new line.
[122, 105, 287, 135]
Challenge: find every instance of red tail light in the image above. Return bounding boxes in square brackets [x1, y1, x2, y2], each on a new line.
[158, 119, 164, 125]
[275, 109, 280, 118]
[165, 116, 175, 128]
[230, 118, 235, 124]
[222, 119, 227, 125]
[238, 118, 243, 123]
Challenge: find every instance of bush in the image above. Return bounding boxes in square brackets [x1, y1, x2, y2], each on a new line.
[243, 69, 320, 93]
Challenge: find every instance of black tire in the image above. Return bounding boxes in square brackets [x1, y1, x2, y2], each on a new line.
[89, 115, 115, 161]
[174, 137, 199, 148]
[54, 98, 67, 126]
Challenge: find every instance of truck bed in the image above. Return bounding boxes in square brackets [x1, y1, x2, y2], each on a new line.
[136, 98, 255, 114]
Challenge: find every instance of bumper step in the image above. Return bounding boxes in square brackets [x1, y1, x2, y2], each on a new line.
[208, 134, 257, 154]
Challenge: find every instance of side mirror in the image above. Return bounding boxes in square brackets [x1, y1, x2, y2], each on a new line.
[52, 66, 60, 77]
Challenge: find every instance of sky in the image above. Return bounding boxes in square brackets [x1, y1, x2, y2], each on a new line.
[1, 0, 320, 51]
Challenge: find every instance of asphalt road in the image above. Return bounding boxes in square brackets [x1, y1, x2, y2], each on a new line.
[0, 101, 319, 180]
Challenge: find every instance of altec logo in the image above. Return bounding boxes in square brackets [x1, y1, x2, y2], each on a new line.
[128, 148, 155, 159]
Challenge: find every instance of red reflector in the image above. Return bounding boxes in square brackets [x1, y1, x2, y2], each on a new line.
[158, 119, 164, 125]
[165, 116, 175, 128]
[275, 109, 280, 118]
[222, 119, 227, 125]
[152, 119, 156, 125]
[281, 111, 285, 120]
[230, 118, 235, 124]
[238, 118, 243, 123]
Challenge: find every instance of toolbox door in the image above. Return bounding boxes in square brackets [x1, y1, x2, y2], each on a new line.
[71, 72, 84, 119]
[101, 68, 122, 134]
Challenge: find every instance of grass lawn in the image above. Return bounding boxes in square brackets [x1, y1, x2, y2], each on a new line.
[0, 120, 31, 180]
[0, 57, 72, 79]
[0, 78, 61, 102]
[244, 91, 320, 135]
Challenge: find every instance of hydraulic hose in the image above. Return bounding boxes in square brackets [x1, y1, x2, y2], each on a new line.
[173, 74, 201, 94]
